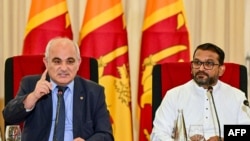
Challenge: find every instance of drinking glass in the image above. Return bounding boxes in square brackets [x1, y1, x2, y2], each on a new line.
[188, 125, 205, 141]
[5, 125, 21, 141]
[0, 126, 3, 141]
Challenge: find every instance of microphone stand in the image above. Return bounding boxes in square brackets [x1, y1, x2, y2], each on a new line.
[208, 86, 222, 141]
[243, 100, 250, 118]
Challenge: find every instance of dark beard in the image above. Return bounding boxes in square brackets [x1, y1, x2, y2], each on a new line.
[192, 71, 216, 87]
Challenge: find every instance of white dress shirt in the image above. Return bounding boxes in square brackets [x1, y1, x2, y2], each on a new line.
[150, 80, 250, 141]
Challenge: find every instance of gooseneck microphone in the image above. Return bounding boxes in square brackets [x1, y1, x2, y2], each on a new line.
[53, 86, 66, 141]
[208, 86, 222, 141]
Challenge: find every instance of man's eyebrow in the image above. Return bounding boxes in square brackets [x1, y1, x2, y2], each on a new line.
[205, 59, 216, 62]
[67, 57, 75, 60]
[52, 57, 61, 60]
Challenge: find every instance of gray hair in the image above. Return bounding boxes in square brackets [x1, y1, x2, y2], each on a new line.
[44, 37, 81, 60]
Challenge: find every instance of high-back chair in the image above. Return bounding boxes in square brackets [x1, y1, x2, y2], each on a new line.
[4, 55, 98, 125]
[152, 62, 248, 121]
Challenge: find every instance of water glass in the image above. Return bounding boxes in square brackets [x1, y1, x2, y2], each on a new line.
[188, 125, 205, 141]
[5, 125, 21, 141]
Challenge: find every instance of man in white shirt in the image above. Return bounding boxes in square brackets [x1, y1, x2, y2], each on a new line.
[150, 43, 250, 141]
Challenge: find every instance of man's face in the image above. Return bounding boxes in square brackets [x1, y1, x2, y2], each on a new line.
[44, 39, 81, 86]
[191, 49, 225, 88]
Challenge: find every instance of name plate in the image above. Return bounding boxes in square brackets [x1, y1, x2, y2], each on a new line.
[224, 125, 250, 140]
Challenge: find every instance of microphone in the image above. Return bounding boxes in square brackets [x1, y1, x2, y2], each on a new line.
[243, 100, 250, 119]
[53, 86, 66, 140]
[243, 100, 250, 107]
[58, 88, 64, 95]
[208, 86, 222, 141]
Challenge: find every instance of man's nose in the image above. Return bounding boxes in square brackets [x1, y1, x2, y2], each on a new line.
[60, 62, 68, 70]
[198, 63, 206, 70]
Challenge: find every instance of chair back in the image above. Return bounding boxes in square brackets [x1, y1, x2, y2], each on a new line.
[152, 62, 248, 121]
[4, 55, 98, 106]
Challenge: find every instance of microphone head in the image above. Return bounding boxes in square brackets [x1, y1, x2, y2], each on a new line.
[207, 86, 213, 93]
[243, 100, 249, 106]
[57, 86, 64, 95]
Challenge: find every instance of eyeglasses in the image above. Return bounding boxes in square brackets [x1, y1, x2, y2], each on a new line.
[191, 60, 220, 70]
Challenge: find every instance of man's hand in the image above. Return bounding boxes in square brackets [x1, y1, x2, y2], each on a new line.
[206, 136, 224, 141]
[23, 69, 52, 110]
[190, 134, 205, 141]
[74, 137, 85, 141]
[32, 69, 52, 99]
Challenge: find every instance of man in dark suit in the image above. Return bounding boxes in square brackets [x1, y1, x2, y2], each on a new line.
[2, 37, 114, 141]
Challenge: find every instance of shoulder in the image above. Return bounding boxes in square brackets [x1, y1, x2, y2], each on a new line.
[74, 75, 104, 94]
[167, 80, 193, 93]
[75, 75, 102, 88]
[162, 80, 194, 102]
[217, 80, 247, 100]
[74, 76, 106, 103]
[218, 80, 245, 94]
[21, 74, 42, 83]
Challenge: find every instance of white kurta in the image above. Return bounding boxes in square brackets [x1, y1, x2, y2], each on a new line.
[150, 80, 250, 141]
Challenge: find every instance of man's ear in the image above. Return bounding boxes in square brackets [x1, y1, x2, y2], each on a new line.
[43, 57, 48, 68]
[219, 64, 225, 76]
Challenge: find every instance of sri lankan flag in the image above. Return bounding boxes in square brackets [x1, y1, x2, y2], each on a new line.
[79, 0, 133, 140]
[22, 0, 72, 55]
[138, 0, 190, 140]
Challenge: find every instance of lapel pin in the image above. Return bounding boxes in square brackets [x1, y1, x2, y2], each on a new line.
[80, 96, 84, 100]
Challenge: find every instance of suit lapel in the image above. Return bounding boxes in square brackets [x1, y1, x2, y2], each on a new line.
[72, 76, 86, 137]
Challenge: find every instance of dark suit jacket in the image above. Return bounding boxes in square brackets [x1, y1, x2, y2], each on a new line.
[3, 75, 114, 141]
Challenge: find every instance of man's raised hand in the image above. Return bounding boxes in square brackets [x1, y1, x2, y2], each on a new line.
[23, 69, 52, 109]
[33, 69, 52, 99]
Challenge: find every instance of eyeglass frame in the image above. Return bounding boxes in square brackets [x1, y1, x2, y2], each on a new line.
[191, 60, 220, 70]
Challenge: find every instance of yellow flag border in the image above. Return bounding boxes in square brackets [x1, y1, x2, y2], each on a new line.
[79, 3, 123, 40]
[25, 1, 68, 36]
